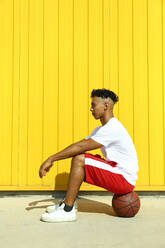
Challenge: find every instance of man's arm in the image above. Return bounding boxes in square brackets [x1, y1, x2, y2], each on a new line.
[39, 138, 102, 178]
[49, 138, 102, 162]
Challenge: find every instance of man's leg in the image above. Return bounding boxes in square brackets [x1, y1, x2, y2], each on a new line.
[41, 154, 85, 222]
[64, 154, 85, 207]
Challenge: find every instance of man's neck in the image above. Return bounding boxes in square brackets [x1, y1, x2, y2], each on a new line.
[100, 113, 114, 126]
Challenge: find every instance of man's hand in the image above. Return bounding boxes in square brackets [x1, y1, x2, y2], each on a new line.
[39, 138, 102, 178]
[39, 158, 53, 178]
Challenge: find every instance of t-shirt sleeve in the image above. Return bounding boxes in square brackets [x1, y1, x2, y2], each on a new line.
[84, 127, 101, 140]
[85, 124, 117, 148]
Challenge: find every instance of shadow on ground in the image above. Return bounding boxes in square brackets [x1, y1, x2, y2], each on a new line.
[26, 197, 116, 216]
[77, 198, 116, 216]
[26, 172, 116, 216]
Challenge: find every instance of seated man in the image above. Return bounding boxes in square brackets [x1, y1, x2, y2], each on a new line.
[39, 88, 139, 222]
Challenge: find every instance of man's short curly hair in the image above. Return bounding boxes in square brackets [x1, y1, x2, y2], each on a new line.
[91, 88, 119, 103]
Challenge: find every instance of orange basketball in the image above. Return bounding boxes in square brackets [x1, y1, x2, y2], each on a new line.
[112, 191, 140, 217]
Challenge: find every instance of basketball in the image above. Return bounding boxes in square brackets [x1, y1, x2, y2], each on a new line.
[112, 191, 140, 217]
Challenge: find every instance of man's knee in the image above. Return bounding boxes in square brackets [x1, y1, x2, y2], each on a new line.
[72, 154, 85, 165]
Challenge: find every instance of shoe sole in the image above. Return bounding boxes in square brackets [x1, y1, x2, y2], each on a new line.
[46, 208, 77, 213]
[41, 216, 77, 223]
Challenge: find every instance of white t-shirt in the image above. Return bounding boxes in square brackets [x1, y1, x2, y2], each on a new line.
[85, 117, 138, 186]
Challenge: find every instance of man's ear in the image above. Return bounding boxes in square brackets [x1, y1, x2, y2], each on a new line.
[104, 102, 109, 110]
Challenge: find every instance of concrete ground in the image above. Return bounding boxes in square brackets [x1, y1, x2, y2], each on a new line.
[0, 192, 165, 248]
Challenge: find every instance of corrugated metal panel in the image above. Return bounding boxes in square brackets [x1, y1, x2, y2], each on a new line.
[0, 0, 165, 191]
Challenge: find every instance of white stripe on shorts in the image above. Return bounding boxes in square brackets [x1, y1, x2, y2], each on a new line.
[85, 157, 123, 175]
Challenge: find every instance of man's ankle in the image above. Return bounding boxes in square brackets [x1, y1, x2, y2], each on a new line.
[63, 202, 73, 212]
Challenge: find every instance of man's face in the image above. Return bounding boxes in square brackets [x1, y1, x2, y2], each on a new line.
[90, 97, 105, 119]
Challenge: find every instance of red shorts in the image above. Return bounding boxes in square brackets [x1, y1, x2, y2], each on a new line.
[84, 153, 134, 195]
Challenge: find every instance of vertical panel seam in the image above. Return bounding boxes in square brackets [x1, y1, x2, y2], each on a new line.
[109, 1, 111, 88]
[87, 0, 89, 136]
[11, 0, 14, 185]
[132, 0, 135, 142]
[161, 0, 165, 185]
[18, 0, 21, 186]
[27, 0, 30, 186]
[57, 0, 59, 173]
[73, 0, 74, 143]
[42, 0, 44, 186]
[117, 0, 119, 119]
[102, 0, 104, 88]
[147, 0, 150, 185]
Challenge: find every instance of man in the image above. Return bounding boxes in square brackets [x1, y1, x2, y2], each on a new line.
[39, 89, 138, 222]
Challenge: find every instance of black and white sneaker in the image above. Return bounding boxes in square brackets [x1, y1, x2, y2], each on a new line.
[41, 203, 77, 223]
[46, 200, 77, 213]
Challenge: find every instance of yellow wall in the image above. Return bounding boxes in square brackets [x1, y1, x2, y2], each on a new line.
[0, 0, 165, 191]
